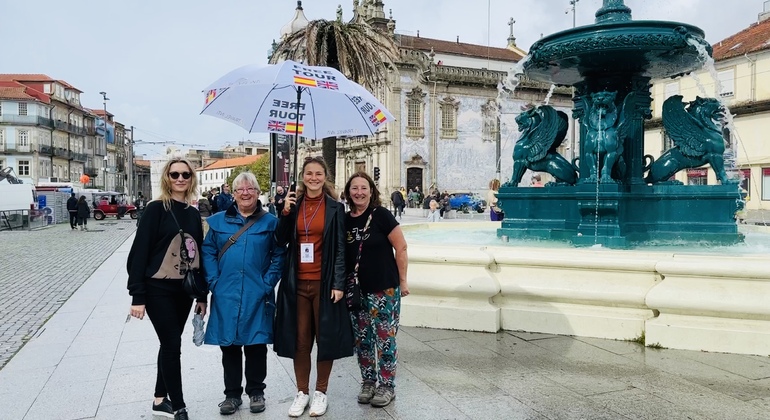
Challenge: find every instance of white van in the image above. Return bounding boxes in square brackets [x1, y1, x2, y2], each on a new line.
[0, 183, 38, 212]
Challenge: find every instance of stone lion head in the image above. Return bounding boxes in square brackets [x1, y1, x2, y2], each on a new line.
[590, 91, 618, 110]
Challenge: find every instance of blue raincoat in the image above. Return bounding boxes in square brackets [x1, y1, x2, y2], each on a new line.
[202, 204, 286, 346]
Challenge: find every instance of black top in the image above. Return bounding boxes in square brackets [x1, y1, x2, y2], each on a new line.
[126, 199, 204, 305]
[66, 196, 78, 212]
[344, 206, 399, 293]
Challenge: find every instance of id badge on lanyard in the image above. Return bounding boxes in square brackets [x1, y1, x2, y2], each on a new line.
[300, 199, 321, 264]
[300, 243, 314, 263]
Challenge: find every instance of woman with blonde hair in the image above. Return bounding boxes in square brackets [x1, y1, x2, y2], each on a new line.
[274, 156, 353, 417]
[127, 157, 206, 420]
[487, 178, 504, 221]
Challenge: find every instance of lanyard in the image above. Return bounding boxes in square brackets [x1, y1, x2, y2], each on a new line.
[302, 197, 323, 242]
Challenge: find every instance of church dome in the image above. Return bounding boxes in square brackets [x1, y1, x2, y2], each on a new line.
[280, 1, 310, 39]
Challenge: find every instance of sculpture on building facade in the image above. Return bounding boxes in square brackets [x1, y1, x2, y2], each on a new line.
[645, 95, 732, 184]
[580, 91, 636, 182]
[509, 105, 578, 186]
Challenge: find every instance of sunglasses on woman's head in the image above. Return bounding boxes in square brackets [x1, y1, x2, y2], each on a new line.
[169, 171, 192, 180]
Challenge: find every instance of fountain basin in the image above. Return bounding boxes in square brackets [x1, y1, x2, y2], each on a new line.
[526, 21, 710, 86]
[402, 223, 770, 355]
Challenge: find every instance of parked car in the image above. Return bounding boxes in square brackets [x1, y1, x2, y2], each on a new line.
[89, 192, 138, 220]
[448, 192, 486, 213]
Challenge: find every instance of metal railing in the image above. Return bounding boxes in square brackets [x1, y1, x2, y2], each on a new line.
[0, 209, 47, 231]
[0, 115, 54, 128]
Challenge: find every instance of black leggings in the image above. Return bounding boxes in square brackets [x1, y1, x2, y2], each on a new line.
[69, 212, 77, 228]
[145, 292, 193, 411]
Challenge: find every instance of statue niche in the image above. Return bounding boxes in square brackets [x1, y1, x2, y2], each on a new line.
[509, 105, 577, 186]
[581, 91, 635, 182]
[645, 95, 733, 184]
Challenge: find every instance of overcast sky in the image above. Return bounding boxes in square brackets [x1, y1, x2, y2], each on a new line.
[0, 0, 764, 158]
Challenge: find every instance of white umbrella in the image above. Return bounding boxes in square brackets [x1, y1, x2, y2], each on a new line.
[200, 60, 395, 184]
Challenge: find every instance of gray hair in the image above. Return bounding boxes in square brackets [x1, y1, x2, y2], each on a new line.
[232, 172, 260, 193]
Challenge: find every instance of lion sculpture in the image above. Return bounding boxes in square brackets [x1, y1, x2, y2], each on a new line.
[581, 91, 635, 182]
[509, 105, 577, 186]
[645, 95, 732, 184]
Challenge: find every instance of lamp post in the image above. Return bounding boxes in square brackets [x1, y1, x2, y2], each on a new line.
[99, 91, 109, 190]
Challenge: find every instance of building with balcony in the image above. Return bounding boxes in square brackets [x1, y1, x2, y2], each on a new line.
[0, 81, 53, 184]
[644, 2, 770, 219]
[0, 74, 96, 186]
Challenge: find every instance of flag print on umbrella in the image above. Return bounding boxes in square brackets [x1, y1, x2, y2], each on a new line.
[267, 120, 304, 135]
[268, 120, 285, 132]
[317, 81, 338, 90]
[369, 109, 387, 127]
[293, 76, 317, 87]
[285, 122, 303, 135]
[205, 89, 218, 105]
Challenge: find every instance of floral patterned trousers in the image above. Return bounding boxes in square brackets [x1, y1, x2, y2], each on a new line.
[350, 287, 401, 388]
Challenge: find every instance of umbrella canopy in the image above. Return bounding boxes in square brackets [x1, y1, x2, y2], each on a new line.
[200, 60, 395, 139]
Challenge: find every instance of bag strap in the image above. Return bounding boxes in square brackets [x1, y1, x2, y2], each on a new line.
[218, 210, 267, 260]
[352, 209, 376, 277]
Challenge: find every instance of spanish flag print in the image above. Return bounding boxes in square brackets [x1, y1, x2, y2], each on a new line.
[373, 109, 387, 123]
[293, 76, 318, 87]
[205, 89, 217, 104]
[285, 122, 304, 134]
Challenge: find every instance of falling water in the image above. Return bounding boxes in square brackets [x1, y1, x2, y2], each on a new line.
[594, 108, 604, 244]
[543, 84, 557, 105]
[688, 37, 766, 225]
[501, 55, 531, 97]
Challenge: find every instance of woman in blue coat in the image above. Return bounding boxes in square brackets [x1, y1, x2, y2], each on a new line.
[201, 172, 286, 415]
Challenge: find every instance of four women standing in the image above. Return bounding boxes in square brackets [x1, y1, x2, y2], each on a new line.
[128, 156, 409, 418]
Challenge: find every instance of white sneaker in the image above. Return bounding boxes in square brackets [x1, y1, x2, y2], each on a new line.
[288, 391, 310, 417]
[309, 391, 327, 417]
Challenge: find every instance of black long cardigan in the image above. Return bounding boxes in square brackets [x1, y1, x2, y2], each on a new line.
[273, 194, 354, 361]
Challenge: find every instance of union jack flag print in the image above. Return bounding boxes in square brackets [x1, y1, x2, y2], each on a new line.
[369, 114, 381, 127]
[268, 120, 286, 132]
[317, 80, 339, 90]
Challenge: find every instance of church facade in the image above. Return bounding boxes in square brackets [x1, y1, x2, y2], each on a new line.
[283, 1, 573, 195]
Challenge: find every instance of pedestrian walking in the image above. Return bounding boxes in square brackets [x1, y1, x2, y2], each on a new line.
[487, 179, 504, 221]
[198, 192, 212, 237]
[76, 195, 90, 230]
[201, 172, 286, 415]
[343, 172, 409, 408]
[390, 189, 404, 219]
[126, 157, 206, 420]
[66, 192, 78, 229]
[274, 156, 353, 418]
[427, 199, 441, 222]
[216, 184, 234, 213]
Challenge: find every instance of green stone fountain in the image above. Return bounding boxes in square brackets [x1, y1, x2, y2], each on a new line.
[497, 0, 742, 248]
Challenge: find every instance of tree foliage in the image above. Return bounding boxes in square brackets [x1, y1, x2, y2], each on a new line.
[226, 154, 271, 193]
[270, 19, 400, 182]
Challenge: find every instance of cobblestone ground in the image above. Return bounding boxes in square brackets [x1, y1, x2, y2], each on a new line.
[0, 220, 136, 369]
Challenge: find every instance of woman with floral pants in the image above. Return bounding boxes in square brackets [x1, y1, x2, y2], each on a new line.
[344, 172, 409, 408]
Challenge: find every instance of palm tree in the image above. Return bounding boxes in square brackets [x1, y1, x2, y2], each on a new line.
[270, 18, 400, 182]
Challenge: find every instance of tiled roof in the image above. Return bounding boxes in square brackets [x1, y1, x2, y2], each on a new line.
[88, 108, 114, 117]
[0, 74, 83, 93]
[134, 159, 151, 167]
[0, 82, 51, 104]
[713, 18, 770, 61]
[398, 35, 524, 62]
[202, 155, 261, 170]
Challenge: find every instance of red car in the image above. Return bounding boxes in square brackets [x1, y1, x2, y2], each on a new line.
[91, 193, 138, 220]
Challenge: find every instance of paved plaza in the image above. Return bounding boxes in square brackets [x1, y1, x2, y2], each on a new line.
[1, 215, 770, 419]
[0, 220, 137, 369]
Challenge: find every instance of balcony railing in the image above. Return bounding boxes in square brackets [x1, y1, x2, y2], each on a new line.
[84, 166, 99, 177]
[71, 152, 88, 162]
[406, 126, 425, 138]
[54, 120, 68, 130]
[54, 147, 69, 158]
[39, 145, 53, 155]
[1, 144, 32, 153]
[440, 128, 458, 139]
[66, 124, 87, 136]
[0, 115, 55, 128]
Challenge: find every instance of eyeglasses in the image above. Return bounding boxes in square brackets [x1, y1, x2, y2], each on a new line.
[169, 171, 192, 180]
[304, 156, 325, 163]
[235, 187, 257, 195]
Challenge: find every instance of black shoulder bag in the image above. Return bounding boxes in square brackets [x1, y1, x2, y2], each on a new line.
[345, 209, 375, 311]
[168, 208, 208, 299]
[218, 210, 266, 260]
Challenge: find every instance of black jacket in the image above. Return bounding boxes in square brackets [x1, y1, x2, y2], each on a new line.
[76, 200, 90, 219]
[273, 194, 353, 361]
[67, 196, 78, 212]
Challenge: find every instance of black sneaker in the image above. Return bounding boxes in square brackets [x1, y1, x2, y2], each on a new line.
[174, 407, 189, 420]
[152, 397, 174, 418]
[249, 394, 266, 413]
[218, 397, 242, 415]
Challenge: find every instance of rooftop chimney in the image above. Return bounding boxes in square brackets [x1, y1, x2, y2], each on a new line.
[760, 0, 770, 22]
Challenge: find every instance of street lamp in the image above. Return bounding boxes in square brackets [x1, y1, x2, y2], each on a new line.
[99, 92, 109, 191]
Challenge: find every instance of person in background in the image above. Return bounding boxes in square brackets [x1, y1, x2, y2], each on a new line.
[274, 185, 287, 217]
[343, 172, 409, 408]
[274, 156, 353, 418]
[198, 192, 212, 237]
[487, 179, 504, 221]
[76, 195, 90, 231]
[427, 199, 441, 222]
[126, 157, 205, 420]
[267, 196, 277, 216]
[390, 188, 404, 220]
[135, 192, 147, 226]
[422, 194, 432, 218]
[209, 187, 220, 214]
[202, 172, 285, 415]
[67, 192, 78, 230]
[216, 184, 234, 213]
[531, 174, 544, 187]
